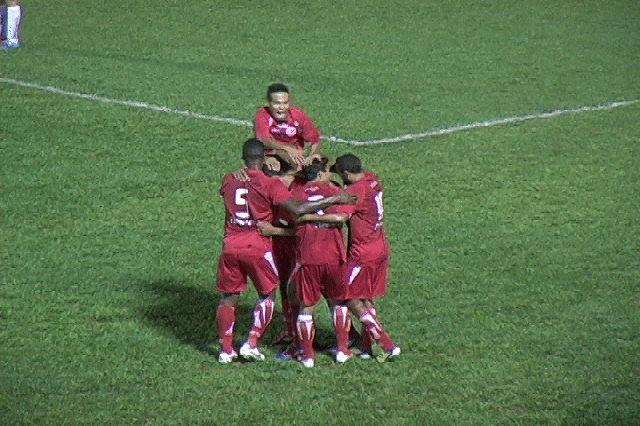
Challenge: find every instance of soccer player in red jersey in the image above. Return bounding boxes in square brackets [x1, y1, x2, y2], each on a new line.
[215, 139, 356, 363]
[253, 83, 322, 172]
[331, 153, 400, 361]
[263, 172, 298, 345]
[285, 158, 354, 367]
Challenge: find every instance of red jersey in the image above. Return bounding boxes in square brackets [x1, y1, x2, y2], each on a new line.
[219, 169, 291, 253]
[271, 184, 297, 277]
[343, 171, 389, 262]
[291, 180, 349, 265]
[253, 106, 320, 154]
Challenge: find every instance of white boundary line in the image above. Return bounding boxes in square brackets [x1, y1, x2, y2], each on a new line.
[2, 77, 638, 145]
[0, 77, 252, 127]
[328, 99, 640, 145]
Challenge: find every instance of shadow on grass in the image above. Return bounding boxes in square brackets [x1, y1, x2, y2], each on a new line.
[140, 278, 254, 355]
[140, 278, 339, 355]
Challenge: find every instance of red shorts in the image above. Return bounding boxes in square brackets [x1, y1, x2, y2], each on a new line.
[290, 263, 348, 306]
[215, 250, 279, 296]
[344, 256, 388, 299]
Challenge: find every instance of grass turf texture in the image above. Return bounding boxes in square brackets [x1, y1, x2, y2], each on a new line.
[1, 1, 639, 425]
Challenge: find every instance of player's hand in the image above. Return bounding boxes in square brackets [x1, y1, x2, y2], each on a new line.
[280, 146, 305, 166]
[256, 221, 275, 236]
[264, 156, 281, 172]
[232, 167, 249, 181]
[333, 189, 358, 205]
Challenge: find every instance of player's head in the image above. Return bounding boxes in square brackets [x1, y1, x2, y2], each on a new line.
[242, 138, 265, 168]
[331, 153, 362, 184]
[262, 160, 293, 177]
[266, 83, 290, 122]
[301, 156, 330, 182]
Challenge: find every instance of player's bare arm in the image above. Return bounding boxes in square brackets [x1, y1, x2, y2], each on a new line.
[296, 212, 349, 225]
[278, 189, 357, 217]
[257, 136, 305, 166]
[304, 141, 323, 164]
[256, 221, 295, 237]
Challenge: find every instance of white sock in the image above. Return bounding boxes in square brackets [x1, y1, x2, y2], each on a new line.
[6, 5, 21, 43]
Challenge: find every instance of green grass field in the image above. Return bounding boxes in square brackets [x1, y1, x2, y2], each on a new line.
[2, 1, 639, 425]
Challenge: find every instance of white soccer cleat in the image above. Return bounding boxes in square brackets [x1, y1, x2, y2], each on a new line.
[299, 357, 314, 368]
[335, 350, 352, 363]
[358, 349, 373, 360]
[377, 346, 400, 362]
[239, 342, 265, 361]
[218, 350, 238, 364]
[0, 40, 20, 49]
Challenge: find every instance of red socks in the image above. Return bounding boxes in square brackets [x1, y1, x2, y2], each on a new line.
[216, 305, 236, 353]
[332, 305, 351, 353]
[296, 313, 315, 360]
[359, 308, 395, 351]
[247, 298, 274, 347]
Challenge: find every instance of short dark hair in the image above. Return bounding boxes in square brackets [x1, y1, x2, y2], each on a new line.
[242, 138, 264, 162]
[333, 153, 362, 173]
[301, 157, 329, 181]
[266, 83, 289, 101]
[262, 159, 293, 177]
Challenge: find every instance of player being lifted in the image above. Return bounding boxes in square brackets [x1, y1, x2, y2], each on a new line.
[253, 83, 322, 173]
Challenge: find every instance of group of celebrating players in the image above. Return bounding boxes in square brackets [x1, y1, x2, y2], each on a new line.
[214, 83, 400, 367]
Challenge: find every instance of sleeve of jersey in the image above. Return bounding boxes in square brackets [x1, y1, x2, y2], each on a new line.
[328, 203, 354, 215]
[295, 109, 320, 143]
[253, 108, 271, 138]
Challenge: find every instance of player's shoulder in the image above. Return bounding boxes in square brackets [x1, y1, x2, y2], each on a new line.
[288, 106, 310, 119]
[220, 172, 243, 196]
[221, 172, 236, 185]
[257, 171, 291, 194]
[363, 170, 379, 180]
[253, 106, 271, 119]
[245, 168, 273, 186]
[346, 171, 380, 193]
[363, 170, 383, 189]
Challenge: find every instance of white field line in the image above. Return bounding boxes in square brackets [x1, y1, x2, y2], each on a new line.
[2, 77, 637, 145]
[1, 77, 252, 127]
[328, 99, 640, 146]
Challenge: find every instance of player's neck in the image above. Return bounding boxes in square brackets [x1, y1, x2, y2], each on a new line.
[348, 172, 364, 184]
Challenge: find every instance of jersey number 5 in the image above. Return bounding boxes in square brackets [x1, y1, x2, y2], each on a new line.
[233, 188, 252, 226]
